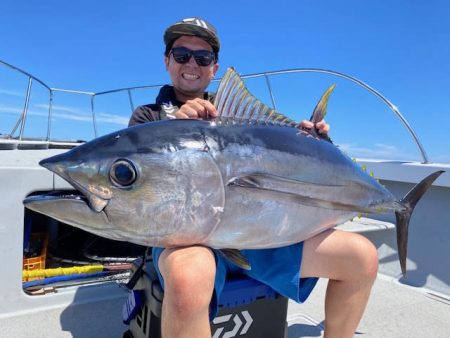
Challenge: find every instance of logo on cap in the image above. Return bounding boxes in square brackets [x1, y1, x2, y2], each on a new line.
[182, 18, 209, 29]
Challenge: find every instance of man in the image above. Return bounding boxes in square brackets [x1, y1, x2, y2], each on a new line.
[129, 17, 378, 338]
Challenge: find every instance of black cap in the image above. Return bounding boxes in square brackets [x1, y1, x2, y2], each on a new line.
[164, 17, 220, 55]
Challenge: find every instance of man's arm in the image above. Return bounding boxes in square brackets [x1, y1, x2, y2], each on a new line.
[128, 104, 160, 127]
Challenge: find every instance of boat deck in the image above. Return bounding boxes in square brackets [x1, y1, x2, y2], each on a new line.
[288, 274, 450, 338]
[1, 60, 449, 337]
[2, 273, 449, 337]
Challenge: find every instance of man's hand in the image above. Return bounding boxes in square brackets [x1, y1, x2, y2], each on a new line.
[298, 119, 330, 135]
[175, 98, 218, 119]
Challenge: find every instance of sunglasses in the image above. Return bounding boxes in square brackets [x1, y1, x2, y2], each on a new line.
[170, 47, 216, 67]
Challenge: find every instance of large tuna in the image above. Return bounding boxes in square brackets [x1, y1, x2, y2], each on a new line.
[24, 68, 443, 274]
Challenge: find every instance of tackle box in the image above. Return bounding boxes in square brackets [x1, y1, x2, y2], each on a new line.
[23, 232, 48, 281]
[123, 257, 288, 338]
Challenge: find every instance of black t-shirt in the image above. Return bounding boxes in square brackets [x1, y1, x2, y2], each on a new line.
[128, 85, 215, 126]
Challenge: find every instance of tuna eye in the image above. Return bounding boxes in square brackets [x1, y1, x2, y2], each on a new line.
[110, 159, 137, 187]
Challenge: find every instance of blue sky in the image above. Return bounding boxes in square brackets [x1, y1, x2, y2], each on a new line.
[1, 0, 449, 163]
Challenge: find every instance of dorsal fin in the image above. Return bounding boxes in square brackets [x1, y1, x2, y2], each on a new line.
[213, 67, 297, 127]
[309, 83, 336, 124]
[304, 83, 336, 140]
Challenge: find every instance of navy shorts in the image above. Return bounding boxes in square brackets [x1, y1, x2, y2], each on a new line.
[152, 243, 318, 320]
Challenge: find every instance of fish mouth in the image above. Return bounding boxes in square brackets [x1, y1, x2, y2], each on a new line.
[62, 177, 110, 213]
[24, 190, 88, 206]
[23, 189, 115, 233]
[23, 152, 119, 237]
[39, 156, 110, 213]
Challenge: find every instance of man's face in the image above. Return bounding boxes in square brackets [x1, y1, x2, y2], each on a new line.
[165, 35, 219, 100]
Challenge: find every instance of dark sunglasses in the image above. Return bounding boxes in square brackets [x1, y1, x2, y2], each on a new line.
[170, 47, 216, 67]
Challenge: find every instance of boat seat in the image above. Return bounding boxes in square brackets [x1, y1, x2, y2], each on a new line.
[123, 257, 288, 338]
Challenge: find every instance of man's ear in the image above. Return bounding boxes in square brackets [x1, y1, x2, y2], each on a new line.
[211, 62, 219, 79]
[164, 56, 170, 70]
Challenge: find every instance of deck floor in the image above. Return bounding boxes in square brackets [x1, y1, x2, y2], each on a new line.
[2, 274, 449, 337]
[287, 274, 450, 337]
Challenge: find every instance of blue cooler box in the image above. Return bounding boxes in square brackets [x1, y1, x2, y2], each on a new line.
[123, 258, 288, 338]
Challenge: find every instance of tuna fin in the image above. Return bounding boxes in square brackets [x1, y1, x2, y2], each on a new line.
[228, 173, 346, 189]
[309, 84, 336, 124]
[219, 249, 251, 270]
[305, 84, 336, 140]
[228, 174, 376, 214]
[213, 68, 297, 127]
[395, 170, 444, 276]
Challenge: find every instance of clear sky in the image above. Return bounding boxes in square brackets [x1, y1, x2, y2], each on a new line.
[1, 0, 449, 163]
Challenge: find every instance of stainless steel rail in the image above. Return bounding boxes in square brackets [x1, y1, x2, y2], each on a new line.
[239, 69, 429, 163]
[0, 59, 430, 163]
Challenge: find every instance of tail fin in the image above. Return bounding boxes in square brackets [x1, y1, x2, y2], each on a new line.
[395, 170, 444, 276]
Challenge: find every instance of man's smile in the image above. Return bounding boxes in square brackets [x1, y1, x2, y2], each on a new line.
[182, 72, 200, 80]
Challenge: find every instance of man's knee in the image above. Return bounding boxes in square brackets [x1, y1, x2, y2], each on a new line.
[302, 229, 378, 281]
[158, 246, 216, 318]
[348, 234, 379, 281]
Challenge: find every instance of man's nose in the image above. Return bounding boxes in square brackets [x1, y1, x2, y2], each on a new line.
[187, 54, 197, 66]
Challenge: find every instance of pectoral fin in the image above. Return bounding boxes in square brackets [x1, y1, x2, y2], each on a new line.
[228, 173, 375, 213]
[228, 173, 343, 189]
[219, 249, 251, 270]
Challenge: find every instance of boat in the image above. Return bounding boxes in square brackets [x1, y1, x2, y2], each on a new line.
[1, 59, 449, 337]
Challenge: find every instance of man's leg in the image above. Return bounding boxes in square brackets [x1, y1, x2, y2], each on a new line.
[302, 229, 378, 338]
[158, 246, 216, 338]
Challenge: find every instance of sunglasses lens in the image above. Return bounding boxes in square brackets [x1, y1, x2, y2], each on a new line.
[172, 48, 191, 64]
[171, 47, 215, 66]
[193, 51, 214, 66]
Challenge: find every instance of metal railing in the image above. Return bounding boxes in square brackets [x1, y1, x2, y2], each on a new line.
[0, 59, 430, 163]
